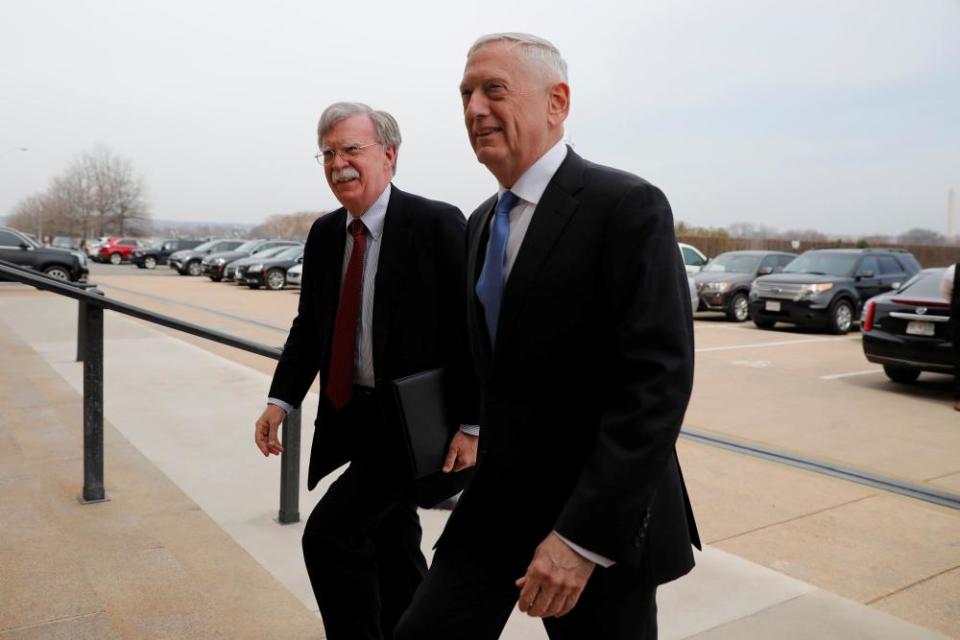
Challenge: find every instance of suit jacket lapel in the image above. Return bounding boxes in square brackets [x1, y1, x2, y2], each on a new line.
[496, 149, 584, 353]
[466, 195, 498, 375]
[318, 209, 347, 384]
[372, 185, 412, 382]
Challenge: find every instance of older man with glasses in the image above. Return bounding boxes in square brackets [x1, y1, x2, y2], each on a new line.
[254, 102, 478, 640]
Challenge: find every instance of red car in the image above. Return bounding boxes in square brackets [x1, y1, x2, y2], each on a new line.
[98, 237, 146, 264]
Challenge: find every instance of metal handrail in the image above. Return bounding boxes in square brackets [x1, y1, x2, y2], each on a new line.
[0, 260, 302, 523]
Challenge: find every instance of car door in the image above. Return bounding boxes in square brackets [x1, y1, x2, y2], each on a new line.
[877, 255, 907, 292]
[0, 229, 39, 273]
[854, 256, 883, 301]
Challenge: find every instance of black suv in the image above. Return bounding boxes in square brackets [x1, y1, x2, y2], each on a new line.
[694, 251, 797, 322]
[132, 239, 206, 269]
[0, 226, 89, 282]
[169, 239, 247, 276]
[748, 249, 920, 333]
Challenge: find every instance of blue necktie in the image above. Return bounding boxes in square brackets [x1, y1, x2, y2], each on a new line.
[476, 190, 519, 347]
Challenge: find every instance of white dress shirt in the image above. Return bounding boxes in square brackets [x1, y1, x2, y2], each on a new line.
[489, 139, 614, 568]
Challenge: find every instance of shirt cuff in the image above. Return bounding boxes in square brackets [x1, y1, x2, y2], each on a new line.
[459, 424, 480, 436]
[267, 398, 293, 415]
[554, 532, 615, 568]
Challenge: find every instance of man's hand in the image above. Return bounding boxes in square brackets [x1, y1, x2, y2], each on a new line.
[516, 532, 595, 618]
[254, 404, 286, 456]
[442, 431, 478, 472]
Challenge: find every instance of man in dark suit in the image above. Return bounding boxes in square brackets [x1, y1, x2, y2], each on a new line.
[396, 34, 700, 640]
[254, 102, 478, 640]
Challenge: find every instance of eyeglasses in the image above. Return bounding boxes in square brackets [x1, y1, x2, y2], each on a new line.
[314, 142, 379, 165]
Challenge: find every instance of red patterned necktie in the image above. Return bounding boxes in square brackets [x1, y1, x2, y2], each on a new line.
[326, 218, 366, 410]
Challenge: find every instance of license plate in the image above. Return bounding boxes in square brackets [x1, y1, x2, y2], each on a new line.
[765, 301, 781, 312]
[906, 321, 935, 336]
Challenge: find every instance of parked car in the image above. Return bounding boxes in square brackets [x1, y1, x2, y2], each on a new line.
[224, 245, 294, 282]
[679, 242, 708, 275]
[84, 236, 111, 259]
[169, 239, 247, 276]
[97, 237, 147, 264]
[861, 268, 953, 383]
[237, 245, 305, 290]
[132, 239, 206, 269]
[286, 263, 302, 288]
[50, 236, 79, 251]
[0, 226, 89, 282]
[694, 251, 797, 322]
[202, 239, 301, 282]
[749, 249, 920, 333]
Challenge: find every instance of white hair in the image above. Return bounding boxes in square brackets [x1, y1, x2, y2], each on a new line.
[467, 32, 568, 84]
[316, 102, 402, 174]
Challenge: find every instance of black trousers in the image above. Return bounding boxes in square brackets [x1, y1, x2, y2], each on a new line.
[395, 544, 658, 640]
[302, 394, 426, 640]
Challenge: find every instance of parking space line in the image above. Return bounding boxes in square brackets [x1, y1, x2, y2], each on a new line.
[696, 337, 838, 353]
[820, 369, 883, 380]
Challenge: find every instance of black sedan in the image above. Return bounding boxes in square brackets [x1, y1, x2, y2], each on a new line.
[236, 245, 304, 290]
[861, 268, 953, 383]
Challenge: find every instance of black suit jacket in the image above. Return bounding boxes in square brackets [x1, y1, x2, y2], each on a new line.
[268, 186, 475, 505]
[442, 148, 700, 586]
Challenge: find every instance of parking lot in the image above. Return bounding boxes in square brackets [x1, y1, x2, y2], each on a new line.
[77, 260, 960, 636]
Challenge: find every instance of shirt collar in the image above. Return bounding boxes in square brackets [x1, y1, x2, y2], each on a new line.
[498, 139, 568, 206]
[344, 184, 390, 240]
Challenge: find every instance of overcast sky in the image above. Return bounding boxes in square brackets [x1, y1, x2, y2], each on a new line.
[2, 0, 958, 236]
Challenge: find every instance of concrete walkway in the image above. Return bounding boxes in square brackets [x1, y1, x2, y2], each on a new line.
[0, 287, 951, 639]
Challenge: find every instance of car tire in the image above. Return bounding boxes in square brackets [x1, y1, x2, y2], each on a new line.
[883, 364, 920, 384]
[753, 318, 776, 329]
[187, 261, 202, 277]
[827, 299, 854, 334]
[725, 292, 750, 322]
[43, 265, 71, 281]
[109, 252, 122, 265]
[144, 256, 157, 269]
[247, 283, 260, 290]
[266, 268, 285, 290]
[209, 275, 222, 282]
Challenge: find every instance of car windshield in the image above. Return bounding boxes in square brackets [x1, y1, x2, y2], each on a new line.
[191, 240, 219, 252]
[783, 253, 858, 277]
[897, 269, 947, 299]
[275, 246, 302, 259]
[253, 246, 289, 259]
[703, 253, 761, 274]
[235, 240, 262, 252]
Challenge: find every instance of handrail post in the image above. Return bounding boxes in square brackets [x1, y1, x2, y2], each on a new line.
[80, 303, 108, 503]
[77, 298, 88, 362]
[278, 406, 301, 523]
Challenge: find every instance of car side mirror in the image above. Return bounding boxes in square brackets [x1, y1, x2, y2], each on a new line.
[889, 281, 901, 290]
[18, 242, 31, 250]
[856, 270, 874, 279]
[297, 256, 304, 263]
[758, 266, 773, 275]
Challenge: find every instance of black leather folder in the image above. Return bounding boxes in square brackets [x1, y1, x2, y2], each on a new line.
[391, 367, 452, 479]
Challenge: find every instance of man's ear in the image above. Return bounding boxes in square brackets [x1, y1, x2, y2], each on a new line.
[547, 82, 570, 128]
[384, 145, 398, 173]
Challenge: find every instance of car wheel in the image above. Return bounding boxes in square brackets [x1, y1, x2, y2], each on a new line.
[187, 261, 202, 277]
[266, 268, 285, 290]
[827, 299, 854, 334]
[109, 252, 122, 265]
[883, 364, 920, 384]
[753, 318, 776, 329]
[43, 265, 71, 281]
[144, 256, 157, 269]
[725, 292, 750, 322]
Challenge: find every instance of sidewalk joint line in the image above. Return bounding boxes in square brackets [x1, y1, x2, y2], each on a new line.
[865, 562, 960, 605]
[708, 496, 875, 545]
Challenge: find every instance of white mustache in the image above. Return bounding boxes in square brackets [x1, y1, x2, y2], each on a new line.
[332, 167, 360, 183]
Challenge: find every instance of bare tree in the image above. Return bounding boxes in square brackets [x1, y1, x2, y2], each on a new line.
[5, 146, 150, 242]
[898, 228, 946, 246]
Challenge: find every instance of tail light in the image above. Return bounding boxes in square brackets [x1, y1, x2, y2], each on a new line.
[862, 300, 876, 332]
